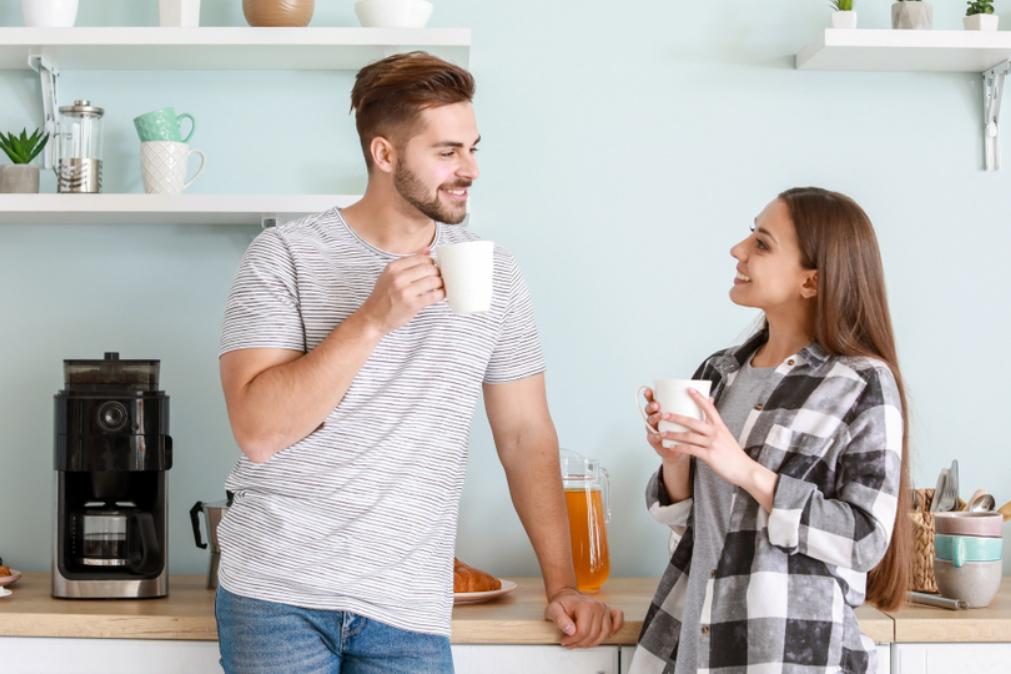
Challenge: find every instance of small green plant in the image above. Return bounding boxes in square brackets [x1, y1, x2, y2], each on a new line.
[830, 0, 854, 10]
[967, 0, 995, 15]
[0, 128, 49, 165]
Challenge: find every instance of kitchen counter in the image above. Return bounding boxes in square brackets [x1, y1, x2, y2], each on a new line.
[885, 580, 1011, 642]
[0, 573, 893, 644]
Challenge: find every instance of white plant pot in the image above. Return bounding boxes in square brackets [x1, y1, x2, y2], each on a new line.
[355, 0, 433, 28]
[964, 14, 999, 31]
[159, 0, 201, 27]
[21, 0, 79, 27]
[831, 11, 858, 29]
[891, 2, 933, 30]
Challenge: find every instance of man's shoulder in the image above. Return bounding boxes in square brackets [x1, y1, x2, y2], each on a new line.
[271, 206, 343, 243]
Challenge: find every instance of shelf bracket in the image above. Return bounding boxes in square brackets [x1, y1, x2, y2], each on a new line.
[260, 214, 277, 229]
[27, 52, 60, 171]
[983, 60, 1010, 172]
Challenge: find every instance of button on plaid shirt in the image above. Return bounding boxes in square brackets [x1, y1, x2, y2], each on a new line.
[630, 332, 903, 673]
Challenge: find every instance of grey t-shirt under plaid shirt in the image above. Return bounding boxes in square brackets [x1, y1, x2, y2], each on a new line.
[675, 359, 782, 673]
[217, 207, 545, 637]
[631, 331, 903, 673]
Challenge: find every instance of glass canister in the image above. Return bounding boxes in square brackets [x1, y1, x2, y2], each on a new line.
[560, 449, 611, 593]
[56, 99, 104, 193]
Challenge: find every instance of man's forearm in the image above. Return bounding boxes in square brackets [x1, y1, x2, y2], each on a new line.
[500, 433, 578, 598]
[230, 310, 384, 461]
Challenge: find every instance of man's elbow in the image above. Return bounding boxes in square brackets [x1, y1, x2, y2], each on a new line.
[229, 418, 284, 464]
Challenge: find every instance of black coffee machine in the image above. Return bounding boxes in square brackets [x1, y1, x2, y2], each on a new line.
[53, 352, 173, 599]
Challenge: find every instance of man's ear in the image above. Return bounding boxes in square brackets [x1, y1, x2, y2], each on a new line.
[800, 270, 818, 299]
[370, 136, 396, 174]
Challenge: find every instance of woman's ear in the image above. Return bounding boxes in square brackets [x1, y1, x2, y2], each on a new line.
[800, 270, 818, 299]
[370, 136, 396, 174]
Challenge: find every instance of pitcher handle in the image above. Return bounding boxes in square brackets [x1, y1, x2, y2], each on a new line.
[600, 466, 611, 524]
[190, 501, 207, 549]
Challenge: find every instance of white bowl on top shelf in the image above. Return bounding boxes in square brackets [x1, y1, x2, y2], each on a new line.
[355, 0, 433, 28]
[22, 0, 79, 27]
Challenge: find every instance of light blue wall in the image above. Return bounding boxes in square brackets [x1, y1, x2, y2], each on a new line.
[2, 1, 1010, 581]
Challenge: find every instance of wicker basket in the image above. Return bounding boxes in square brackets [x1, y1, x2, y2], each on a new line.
[909, 488, 967, 593]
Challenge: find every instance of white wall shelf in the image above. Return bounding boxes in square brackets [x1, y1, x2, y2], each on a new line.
[0, 193, 357, 226]
[796, 29, 1011, 170]
[0, 27, 471, 70]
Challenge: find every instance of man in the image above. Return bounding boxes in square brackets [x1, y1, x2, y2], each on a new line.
[215, 51, 623, 673]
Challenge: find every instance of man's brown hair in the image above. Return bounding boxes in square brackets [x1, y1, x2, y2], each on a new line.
[350, 51, 475, 170]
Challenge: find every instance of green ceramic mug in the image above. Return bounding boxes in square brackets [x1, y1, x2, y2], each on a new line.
[133, 107, 195, 143]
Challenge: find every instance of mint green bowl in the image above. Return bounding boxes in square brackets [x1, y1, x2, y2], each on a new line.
[935, 533, 1003, 568]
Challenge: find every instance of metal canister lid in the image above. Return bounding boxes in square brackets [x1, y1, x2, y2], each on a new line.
[58, 99, 104, 117]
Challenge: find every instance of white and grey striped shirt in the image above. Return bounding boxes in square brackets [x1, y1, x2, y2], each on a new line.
[217, 206, 544, 636]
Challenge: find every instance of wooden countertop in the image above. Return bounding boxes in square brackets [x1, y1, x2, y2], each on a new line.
[0, 573, 894, 644]
[883, 578, 1011, 642]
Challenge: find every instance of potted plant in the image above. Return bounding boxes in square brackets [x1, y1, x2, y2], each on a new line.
[965, 0, 999, 30]
[0, 128, 50, 194]
[892, 0, 933, 29]
[830, 0, 858, 28]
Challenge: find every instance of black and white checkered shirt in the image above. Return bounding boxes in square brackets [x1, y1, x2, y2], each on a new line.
[630, 331, 903, 673]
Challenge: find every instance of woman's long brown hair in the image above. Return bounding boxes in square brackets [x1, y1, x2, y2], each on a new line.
[779, 187, 910, 611]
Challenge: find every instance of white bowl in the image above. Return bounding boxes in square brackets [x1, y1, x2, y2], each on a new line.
[355, 0, 433, 29]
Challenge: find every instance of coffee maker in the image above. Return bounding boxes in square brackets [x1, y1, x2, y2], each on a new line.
[53, 352, 173, 599]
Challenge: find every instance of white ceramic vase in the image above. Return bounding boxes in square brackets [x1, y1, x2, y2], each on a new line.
[21, 0, 79, 27]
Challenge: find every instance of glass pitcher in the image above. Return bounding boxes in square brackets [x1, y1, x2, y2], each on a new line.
[560, 449, 611, 593]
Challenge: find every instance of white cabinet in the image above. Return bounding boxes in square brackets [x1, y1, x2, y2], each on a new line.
[453, 645, 619, 674]
[893, 643, 1011, 674]
[0, 637, 222, 674]
[619, 643, 890, 674]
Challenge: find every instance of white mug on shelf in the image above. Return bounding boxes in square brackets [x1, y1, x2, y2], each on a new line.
[140, 141, 206, 194]
[22, 0, 79, 27]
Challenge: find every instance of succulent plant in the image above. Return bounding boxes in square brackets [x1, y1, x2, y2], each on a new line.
[967, 0, 995, 15]
[830, 0, 854, 10]
[0, 128, 49, 165]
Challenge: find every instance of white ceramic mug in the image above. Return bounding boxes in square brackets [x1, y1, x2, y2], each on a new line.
[435, 240, 494, 314]
[22, 0, 79, 27]
[140, 141, 206, 194]
[159, 0, 201, 27]
[638, 379, 712, 449]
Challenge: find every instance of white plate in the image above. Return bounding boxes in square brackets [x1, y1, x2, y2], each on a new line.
[453, 578, 517, 605]
[0, 569, 21, 587]
[0, 587, 11, 598]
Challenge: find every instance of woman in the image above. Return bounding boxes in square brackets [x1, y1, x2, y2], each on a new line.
[630, 187, 910, 673]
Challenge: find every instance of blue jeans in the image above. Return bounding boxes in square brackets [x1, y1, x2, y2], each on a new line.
[215, 586, 454, 674]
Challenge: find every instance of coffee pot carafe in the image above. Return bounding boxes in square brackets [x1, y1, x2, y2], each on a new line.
[190, 493, 231, 590]
[560, 449, 611, 593]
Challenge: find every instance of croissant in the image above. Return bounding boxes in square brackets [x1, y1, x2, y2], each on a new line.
[0, 565, 10, 577]
[453, 557, 501, 593]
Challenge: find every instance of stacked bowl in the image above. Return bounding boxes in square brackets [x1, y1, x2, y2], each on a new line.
[933, 512, 1004, 608]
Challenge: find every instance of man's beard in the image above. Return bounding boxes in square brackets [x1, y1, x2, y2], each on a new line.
[394, 162, 470, 225]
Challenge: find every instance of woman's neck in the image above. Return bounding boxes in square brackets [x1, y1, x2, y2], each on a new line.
[752, 310, 815, 368]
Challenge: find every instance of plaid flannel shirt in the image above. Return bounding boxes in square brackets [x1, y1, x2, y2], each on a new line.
[630, 331, 903, 673]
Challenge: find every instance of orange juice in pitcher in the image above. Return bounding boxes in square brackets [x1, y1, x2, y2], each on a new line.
[560, 450, 611, 593]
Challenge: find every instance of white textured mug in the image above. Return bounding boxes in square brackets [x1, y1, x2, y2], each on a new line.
[435, 240, 494, 314]
[638, 379, 713, 449]
[140, 141, 206, 194]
